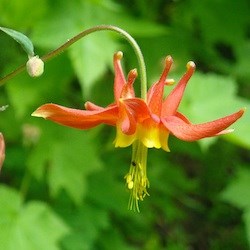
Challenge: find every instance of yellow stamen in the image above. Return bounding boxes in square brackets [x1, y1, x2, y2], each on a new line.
[124, 140, 149, 212]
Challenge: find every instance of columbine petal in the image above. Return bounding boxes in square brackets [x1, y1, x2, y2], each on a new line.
[118, 98, 150, 135]
[84, 101, 105, 111]
[162, 109, 245, 141]
[120, 69, 136, 99]
[114, 127, 136, 147]
[32, 103, 118, 129]
[162, 61, 195, 117]
[121, 98, 151, 123]
[118, 100, 136, 135]
[138, 120, 170, 151]
[147, 56, 173, 116]
[114, 51, 126, 102]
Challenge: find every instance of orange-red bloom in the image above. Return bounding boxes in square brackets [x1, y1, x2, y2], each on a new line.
[32, 52, 245, 211]
[32, 52, 151, 138]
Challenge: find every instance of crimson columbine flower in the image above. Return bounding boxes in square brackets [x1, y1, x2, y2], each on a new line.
[32, 52, 244, 211]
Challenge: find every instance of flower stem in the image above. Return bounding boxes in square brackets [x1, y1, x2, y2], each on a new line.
[0, 25, 147, 100]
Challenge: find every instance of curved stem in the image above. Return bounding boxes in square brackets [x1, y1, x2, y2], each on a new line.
[0, 25, 147, 100]
[0, 63, 26, 87]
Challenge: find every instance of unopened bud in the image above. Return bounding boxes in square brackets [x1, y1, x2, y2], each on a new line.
[0, 133, 5, 171]
[26, 55, 44, 77]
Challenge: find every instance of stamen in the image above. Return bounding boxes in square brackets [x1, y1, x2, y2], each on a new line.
[124, 141, 149, 212]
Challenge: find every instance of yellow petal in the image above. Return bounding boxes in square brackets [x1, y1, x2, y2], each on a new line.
[137, 120, 170, 152]
[114, 126, 136, 147]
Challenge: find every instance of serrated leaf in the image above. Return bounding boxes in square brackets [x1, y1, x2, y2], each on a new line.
[61, 205, 109, 250]
[0, 185, 69, 250]
[28, 123, 102, 205]
[179, 72, 250, 149]
[0, 26, 34, 56]
[48, 129, 102, 204]
[69, 33, 118, 97]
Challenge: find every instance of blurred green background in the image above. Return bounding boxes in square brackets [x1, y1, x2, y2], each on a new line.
[0, 0, 250, 249]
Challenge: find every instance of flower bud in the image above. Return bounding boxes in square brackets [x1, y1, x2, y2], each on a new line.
[0, 133, 5, 171]
[26, 55, 44, 77]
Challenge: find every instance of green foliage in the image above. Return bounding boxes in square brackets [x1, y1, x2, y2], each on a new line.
[0, 185, 69, 250]
[179, 72, 250, 149]
[0, 0, 250, 249]
[0, 26, 34, 57]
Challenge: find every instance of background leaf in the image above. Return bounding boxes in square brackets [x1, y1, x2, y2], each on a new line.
[0, 185, 69, 250]
[0, 27, 34, 56]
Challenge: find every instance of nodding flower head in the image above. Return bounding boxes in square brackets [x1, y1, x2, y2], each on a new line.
[32, 52, 245, 211]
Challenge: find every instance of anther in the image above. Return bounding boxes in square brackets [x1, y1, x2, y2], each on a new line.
[128, 181, 134, 189]
[126, 174, 132, 183]
[114, 51, 123, 60]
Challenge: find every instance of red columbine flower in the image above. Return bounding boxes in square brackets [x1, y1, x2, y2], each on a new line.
[32, 51, 150, 140]
[32, 52, 244, 211]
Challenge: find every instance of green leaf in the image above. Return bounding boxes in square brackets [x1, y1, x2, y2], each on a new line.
[188, 0, 249, 45]
[61, 205, 109, 250]
[221, 167, 250, 209]
[49, 129, 102, 204]
[0, 26, 34, 56]
[28, 124, 102, 205]
[69, 33, 118, 97]
[179, 72, 250, 149]
[0, 185, 69, 250]
[0, 0, 47, 30]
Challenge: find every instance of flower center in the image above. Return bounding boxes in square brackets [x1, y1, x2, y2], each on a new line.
[124, 140, 149, 211]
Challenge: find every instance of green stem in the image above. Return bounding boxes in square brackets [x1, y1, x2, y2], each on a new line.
[0, 25, 147, 100]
